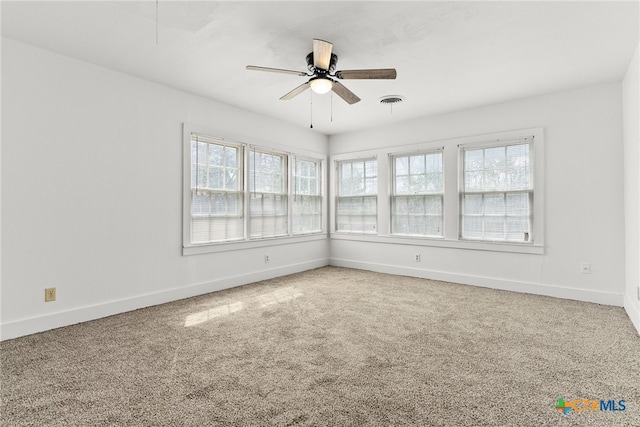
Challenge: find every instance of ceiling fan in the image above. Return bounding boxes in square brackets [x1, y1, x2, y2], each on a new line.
[246, 39, 397, 105]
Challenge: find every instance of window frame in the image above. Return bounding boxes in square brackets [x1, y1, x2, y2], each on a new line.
[189, 134, 245, 245]
[248, 147, 289, 239]
[335, 157, 379, 234]
[459, 138, 534, 244]
[390, 148, 445, 238]
[292, 155, 324, 235]
[183, 124, 327, 256]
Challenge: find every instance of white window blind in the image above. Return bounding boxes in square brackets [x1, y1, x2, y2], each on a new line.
[336, 158, 377, 233]
[190, 134, 244, 244]
[249, 148, 288, 238]
[292, 157, 322, 234]
[460, 138, 533, 242]
[391, 150, 444, 237]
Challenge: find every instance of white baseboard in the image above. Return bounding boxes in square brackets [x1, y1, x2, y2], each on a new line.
[624, 294, 640, 336]
[0, 258, 329, 341]
[330, 258, 624, 307]
[4, 258, 629, 341]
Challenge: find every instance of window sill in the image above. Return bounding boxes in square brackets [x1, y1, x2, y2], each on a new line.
[329, 233, 544, 255]
[183, 232, 328, 256]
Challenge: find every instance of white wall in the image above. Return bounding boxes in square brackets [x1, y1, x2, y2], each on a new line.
[623, 42, 640, 335]
[0, 38, 329, 340]
[2, 37, 636, 340]
[329, 83, 627, 307]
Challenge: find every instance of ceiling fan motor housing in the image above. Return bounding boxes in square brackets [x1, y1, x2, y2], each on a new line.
[307, 52, 338, 74]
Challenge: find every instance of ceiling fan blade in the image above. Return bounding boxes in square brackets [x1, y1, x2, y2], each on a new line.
[313, 39, 333, 70]
[280, 82, 311, 100]
[331, 81, 361, 105]
[246, 65, 307, 76]
[335, 69, 397, 79]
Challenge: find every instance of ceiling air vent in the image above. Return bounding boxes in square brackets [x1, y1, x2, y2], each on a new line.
[379, 95, 404, 104]
[379, 95, 404, 113]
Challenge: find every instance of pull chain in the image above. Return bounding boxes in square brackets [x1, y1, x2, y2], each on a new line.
[310, 91, 313, 129]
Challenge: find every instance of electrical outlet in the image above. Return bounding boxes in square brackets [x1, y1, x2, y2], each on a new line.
[264, 255, 270, 263]
[415, 254, 421, 262]
[45, 287, 56, 302]
[581, 263, 591, 274]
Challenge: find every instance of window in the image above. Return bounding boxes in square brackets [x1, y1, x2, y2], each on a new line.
[184, 125, 326, 252]
[249, 149, 288, 238]
[329, 129, 542, 253]
[190, 134, 244, 244]
[336, 158, 377, 233]
[391, 150, 443, 236]
[292, 157, 322, 234]
[460, 138, 533, 243]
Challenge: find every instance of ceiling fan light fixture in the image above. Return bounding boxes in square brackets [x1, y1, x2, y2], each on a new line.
[310, 77, 333, 94]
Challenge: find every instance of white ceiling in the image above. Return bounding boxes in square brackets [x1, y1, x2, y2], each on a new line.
[2, 1, 639, 135]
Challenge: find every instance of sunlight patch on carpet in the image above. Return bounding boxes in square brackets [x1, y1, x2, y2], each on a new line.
[184, 286, 303, 326]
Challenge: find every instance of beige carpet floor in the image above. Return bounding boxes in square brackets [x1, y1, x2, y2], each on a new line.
[1, 266, 639, 426]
